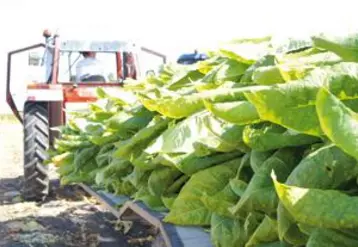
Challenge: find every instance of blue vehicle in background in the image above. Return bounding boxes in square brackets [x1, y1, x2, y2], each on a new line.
[177, 50, 208, 64]
[145, 50, 208, 76]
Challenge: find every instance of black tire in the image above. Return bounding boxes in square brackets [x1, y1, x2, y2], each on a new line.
[23, 102, 50, 201]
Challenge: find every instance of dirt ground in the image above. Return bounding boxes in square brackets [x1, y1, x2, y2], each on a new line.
[0, 122, 153, 247]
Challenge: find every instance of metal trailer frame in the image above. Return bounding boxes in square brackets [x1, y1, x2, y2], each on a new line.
[79, 184, 213, 247]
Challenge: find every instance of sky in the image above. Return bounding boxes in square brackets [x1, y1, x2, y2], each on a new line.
[1, 0, 358, 113]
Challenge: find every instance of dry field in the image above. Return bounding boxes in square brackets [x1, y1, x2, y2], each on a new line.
[0, 116, 150, 247]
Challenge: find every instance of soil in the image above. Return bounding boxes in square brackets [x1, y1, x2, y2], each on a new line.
[0, 122, 154, 247]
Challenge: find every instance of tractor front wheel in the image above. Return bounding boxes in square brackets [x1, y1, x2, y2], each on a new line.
[23, 102, 50, 201]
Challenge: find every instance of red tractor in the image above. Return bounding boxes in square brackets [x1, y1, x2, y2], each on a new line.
[6, 30, 167, 201]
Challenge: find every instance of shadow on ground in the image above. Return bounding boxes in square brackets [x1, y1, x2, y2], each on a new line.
[0, 204, 154, 247]
[0, 176, 24, 204]
[0, 176, 24, 191]
[0, 177, 88, 205]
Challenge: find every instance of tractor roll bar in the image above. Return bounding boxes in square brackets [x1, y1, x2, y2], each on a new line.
[141, 47, 167, 63]
[6, 43, 46, 124]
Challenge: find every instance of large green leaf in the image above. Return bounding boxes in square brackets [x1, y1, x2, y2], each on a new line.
[73, 146, 100, 170]
[245, 62, 358, 136]
[196, 55, 226, 74]
[316, 88, 358, 160]
[201, 184, 239, 218]
[114, 116, 170, 160]
[254, 242, 292, 247]
[285, 144, 358, 188]
[244, 212, 265, 242]
[252, 64, 315, 85]
[113, 180, 136, 196]
[148, 167, 182, 196]
[165, 174, 189, 194]
[122, 167, 151, 189]
[271, 36, 312, 54]
[95, 87, 137, 105]
[244, 79, 322, 136]
[204, 101, 260, 125]
[246, 216, 278, 247]
[235, 152, 254, 184]
[312, 32, 358, 62]
[243, 123, 320, 151]
[95, 144, 115, 166]
[278, 50, 342, 67]
[173, 151, 243, 175]
[166, 68, 205, 90]
[277, 144, 358, 244]
[303, 226, 358, 247]
[145, 111, 214, 154]
[229, 178, 248, 197]
[164, 158, 241, 225]
[134, 186, 167, 211]
[210, 214, 246, 247]
[89, 132, 122, 146]
[61, 159, 98, 185]
[250, 150, 275, 173]
[57, 159, 75, 177]
[193, 130, 247, 156]
[138, 93, 205, 119]
[54, 138, 92, 152]
[161, 194, 177, 210]
[197, 58, 249, 90]
[230, 148, 303, 217]
[272, 172, 358, 229]
[140, 84, 262, 119]
[51, 151, 74, 167]
[146, 111, 245, 155]
[95, 158, 132, 187]
[240, 55, 277, 83]
[218, 36, 272, 64]
[257, 48, 340, 74]
[131, 152, 159, 171]
[105, 105, 154, 136]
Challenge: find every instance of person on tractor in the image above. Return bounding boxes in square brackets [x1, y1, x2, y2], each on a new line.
[75, 51, 108, 82]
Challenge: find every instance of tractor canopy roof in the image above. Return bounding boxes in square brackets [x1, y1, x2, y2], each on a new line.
[59, 40, 138, 53]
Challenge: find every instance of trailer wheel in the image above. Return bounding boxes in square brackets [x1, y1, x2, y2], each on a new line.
[23, 102, 50, 201]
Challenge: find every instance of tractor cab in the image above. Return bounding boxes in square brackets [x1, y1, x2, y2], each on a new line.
[5, 30, 167, 201]
[39, 30, 167, 84]
[7, 30, 167, 124]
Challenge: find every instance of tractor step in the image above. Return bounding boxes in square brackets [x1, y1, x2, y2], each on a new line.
[79, 184, 213, 247]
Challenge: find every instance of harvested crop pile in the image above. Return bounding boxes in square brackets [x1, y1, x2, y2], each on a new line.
[49, 33, 358, 247]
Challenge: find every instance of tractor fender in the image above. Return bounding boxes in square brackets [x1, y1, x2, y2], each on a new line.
[26, 88, 64, 102]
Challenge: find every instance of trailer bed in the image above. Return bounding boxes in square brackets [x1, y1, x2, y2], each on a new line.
[80, 184, 213, 247]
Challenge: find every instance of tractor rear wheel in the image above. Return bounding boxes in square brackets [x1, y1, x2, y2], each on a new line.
[23, 102, 50, 201]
